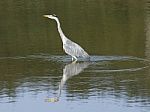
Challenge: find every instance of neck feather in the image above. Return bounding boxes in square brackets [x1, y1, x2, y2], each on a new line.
[55, 18, 68, 43]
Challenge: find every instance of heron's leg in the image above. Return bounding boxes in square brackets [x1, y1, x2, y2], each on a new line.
[71, 57, 74, 61]
[73, 56, 78, 61]
[71, 56, 77, 61]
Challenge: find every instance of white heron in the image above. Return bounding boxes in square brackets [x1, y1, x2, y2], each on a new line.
[43, 14, 90, 61]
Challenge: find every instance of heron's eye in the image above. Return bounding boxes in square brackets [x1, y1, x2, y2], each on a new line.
[52, 14, 57, 17]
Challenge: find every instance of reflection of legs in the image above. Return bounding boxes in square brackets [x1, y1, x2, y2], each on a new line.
[72, 60, 77, 63]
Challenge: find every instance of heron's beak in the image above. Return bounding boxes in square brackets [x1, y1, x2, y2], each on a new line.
[43, 15, 49, 18]
[45, 97, 59, 102]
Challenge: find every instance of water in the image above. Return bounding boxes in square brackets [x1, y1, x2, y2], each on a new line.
[0, 0, 150, 112]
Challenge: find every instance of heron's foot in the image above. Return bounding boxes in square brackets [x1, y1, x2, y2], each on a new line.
[71, 57, 74, 61]
[74, 57, 77, 61]
[71, 56, 78, 61]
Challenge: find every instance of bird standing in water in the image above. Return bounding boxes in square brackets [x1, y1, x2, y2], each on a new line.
[44, 14, 90, 61]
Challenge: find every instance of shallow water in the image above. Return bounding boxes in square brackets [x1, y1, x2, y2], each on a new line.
[0, 54, 150, 112]
[0, 0, 150, 112]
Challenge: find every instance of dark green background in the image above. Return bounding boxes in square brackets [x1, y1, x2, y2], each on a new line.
[0, 0, 147, 57]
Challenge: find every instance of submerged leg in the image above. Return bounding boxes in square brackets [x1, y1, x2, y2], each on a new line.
[72, 60, 77, 63]
[71, 56, 77, 61]
[71, 57, 74, 61]
[73, 56, 78, 61]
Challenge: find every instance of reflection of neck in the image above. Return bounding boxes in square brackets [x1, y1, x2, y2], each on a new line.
[55, 18, 68, 43]
[56, 62, 90, 101]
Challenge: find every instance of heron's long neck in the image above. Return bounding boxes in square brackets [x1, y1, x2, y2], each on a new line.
[55, 18, 68, 43]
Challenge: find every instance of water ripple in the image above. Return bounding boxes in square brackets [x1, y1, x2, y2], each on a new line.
[0, 54, 149, 62]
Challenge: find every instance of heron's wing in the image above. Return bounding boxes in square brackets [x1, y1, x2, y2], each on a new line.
[63, 40, 89, 58]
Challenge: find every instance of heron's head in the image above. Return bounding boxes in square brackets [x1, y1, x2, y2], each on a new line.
[43, 14, 58, 20]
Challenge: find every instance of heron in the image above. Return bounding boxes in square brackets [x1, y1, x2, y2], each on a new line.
[43, 14, 90, 61]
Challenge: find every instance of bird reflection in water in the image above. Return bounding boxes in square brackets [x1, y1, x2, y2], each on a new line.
[45, 61, 90, 102]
